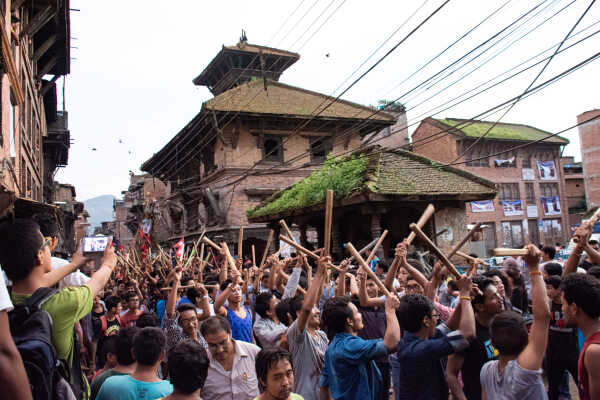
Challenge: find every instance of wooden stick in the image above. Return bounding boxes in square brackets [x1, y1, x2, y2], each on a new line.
[160, 284, 219, 291]
[324, 189, 333, 257]
[406, 204, 436, 245]
[345, 242, 391, 297]
[221, 242, 239, 274]
[260, 230, 275, 269]
[365, 230, 388, 265]
[252, 245, 256, 267]
[447, 222, 482, 258]
[238, 226, 244, 261]
[492, 248, 528, 257]
[455, 250, 490, 267]
[279, 219, 295, 240]
[202, 236, 221, 251]
[409, 223, 461, 278]
[574, 208, 600, 243]
[279, 235, 345, 273]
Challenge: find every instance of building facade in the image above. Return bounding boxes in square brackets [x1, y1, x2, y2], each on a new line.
[577, 109, 600, 211]
[560, 156, 585, 229]
[412, 118, 570, 256]
[141, 38, 395, 256]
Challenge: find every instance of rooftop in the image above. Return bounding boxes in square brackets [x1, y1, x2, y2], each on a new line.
[247, 146, 497, 221]
[434, 118, 569, 144]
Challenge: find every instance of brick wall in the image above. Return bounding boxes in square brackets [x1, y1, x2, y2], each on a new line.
[578, 110, 600, 210]
[411, 120, 459, 163]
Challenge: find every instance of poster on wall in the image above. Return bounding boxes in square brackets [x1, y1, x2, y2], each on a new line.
[537, 160, 558, 180]
[541, 196, 561, 216]
[522, 168, 535, 180]
[494, 157, 515, 167]
[471, 200, 494, 213]
[501, 200, 524, 216]
[527, 204, 538, 218]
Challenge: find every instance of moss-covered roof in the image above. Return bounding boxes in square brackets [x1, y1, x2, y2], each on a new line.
[247, 146, 497, 221]
[435, 118, 569, 144]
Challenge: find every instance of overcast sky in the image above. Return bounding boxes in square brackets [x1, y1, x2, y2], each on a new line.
[55, 0, 600, 201]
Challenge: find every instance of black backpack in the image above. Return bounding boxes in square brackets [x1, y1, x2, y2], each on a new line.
[8, 287, 74, 400]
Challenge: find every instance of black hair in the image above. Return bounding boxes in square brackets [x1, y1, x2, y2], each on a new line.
[288, 295, 304, 321]
[124, 291, 139, 302]
[376, 261, 390, 273]
[275, 298, 292, 326]
[200, 316, 231, 337]
[220, 279, 232, 292]
[504, 268, 524, 287]
[587, 266, 600, 280]
[544, 262, 563, 277]
[472, 276, 495, 306]
[545, 275, 562, 289]
[255, 292, 274, 319]
[167, 340, 210, 394]
[132, 327, 167, 366]
[560, 273, 600, 319]
[490, 311, 528, 356]
[176, 302, 197, 317]
[105, 295, 121, 311]
[136, 312, 159, 328]
[102, 335, 118, 356]
[187, 287, 202, 305]
[542, 246, 556, 260]
[0, 218, 43, 281]
[116, 327, 138, 366]
[321, 296, 353, 340]
[396, 294, 434, 333]
[447, 280, 458, 291]
[255, 348, 293, 390]
[483, 269, 510, 296]
[31, 213, 59, 238]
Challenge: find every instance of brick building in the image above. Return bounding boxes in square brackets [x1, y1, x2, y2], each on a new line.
[577, 109, 600, 211]
[412, 118, 570, 256]
[141, 38, 396, 255]
[0, 1, 73, 215]
[560, 156, 585, 229]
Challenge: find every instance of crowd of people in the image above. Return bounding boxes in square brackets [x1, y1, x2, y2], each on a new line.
[1, 213, 600, 400]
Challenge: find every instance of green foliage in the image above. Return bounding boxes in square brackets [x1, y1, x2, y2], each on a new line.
[247, 155, 370, 218]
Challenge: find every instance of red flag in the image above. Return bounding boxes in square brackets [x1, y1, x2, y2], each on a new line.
[173, 237, 185, 260]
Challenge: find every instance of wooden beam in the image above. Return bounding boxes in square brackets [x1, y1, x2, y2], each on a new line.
[279, 219, 294, 240]
[406, 204, 435, 245]
[37, 55, 58, 79]
[21, 4, 56, 39]
[455, 251, 490, 267]
[324, 190, 333, 256]
[237, 226, 244, 261]
[345, 242, 391, 297]
[409, 223, 461, 278]
[279, 235, 344, 273]
[364, 230, 388, 265]
[492, 248, 528, 257]
[40, 74, 59, 96]
[259, 230, 274, 269]
[34, 34, 57, 62]
[11, 0, 26, 12]
[0, 14, 24, 104]
[447, 222, 482, 258]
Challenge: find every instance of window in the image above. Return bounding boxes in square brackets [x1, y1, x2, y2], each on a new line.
[525, 183, 535, 203]
[465, 147, 489, 167]
[540, 183, 559, 198]
[482, 222, 497, 257]
[262, 135, 283, 163]
[499, 183, 520, 201]
[543, 218, 562, 245]
[528, 219, 540, 244]
[309, 137, 332, 163]
[502, 221, 524, 248]
[522, 158, 531, 168]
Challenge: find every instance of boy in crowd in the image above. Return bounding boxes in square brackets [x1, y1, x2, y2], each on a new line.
[254, 291, 287, 348]
[161, 340, 210, 400]
[91, 295, 122, 373]
[96, 327, 172, 400]
[480, 244, 550, 398]
[119, 291, 144, 327]
[255, 348, 302, 400]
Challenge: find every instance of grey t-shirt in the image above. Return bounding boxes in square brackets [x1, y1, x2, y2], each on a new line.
[286, 319, 328, 400]
[480, 359, 547, 400]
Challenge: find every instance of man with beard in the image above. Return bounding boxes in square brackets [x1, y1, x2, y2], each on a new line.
[255, 348, 303, 400]
[447, 276, 504, 400]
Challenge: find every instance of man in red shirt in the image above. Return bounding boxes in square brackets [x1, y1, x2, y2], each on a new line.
[120, 292, 143, 328]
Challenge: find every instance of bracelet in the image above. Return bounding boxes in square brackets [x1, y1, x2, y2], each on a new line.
[529, 271, 543, 277]
[459, 296, 472, 301]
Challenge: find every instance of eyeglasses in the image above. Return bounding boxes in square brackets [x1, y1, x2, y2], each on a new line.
[430, 313, 440, 320]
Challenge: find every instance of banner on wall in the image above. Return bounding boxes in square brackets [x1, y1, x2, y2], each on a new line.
[500, 200, 524, 216]
[471, 200, 494, 213]
[537, 160, 558, 180]
[494, 156, 515, 167]
[541, 196, 561, 216]
[527, 205, 538, 218]
[522, 168, 535, 180]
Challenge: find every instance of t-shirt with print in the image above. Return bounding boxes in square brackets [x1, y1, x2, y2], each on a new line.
[96, 375, 172, 400]
[92, 314, 121, 369]
[461, 319, 498, 400]
[286, 319, 328, 400]
[480, 359, 547, 399]
[547, 300, 579, 362]
[120, 309, 143, 328]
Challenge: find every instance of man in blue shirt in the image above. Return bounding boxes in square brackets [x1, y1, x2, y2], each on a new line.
[319, 281, 400, 400]
[395, 275, 476, 400]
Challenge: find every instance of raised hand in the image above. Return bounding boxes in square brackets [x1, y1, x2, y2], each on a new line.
[523, 244, 542, 268]
[101, 237, 117, 270]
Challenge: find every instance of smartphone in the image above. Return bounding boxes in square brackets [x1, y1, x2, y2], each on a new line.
[82, 236, 109, 253]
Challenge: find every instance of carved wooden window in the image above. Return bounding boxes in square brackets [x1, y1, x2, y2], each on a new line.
[499, 183, 520, 201]
[262, 135, 283, 163]
[309, 137, 332, 163]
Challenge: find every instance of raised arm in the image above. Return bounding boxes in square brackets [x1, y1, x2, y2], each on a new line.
[165, 267, 182, 319]
[298, 256, 328, 332]
[283, 255, 304, 299]
[382, 294, 401, 352]
[563, 224, 592, 277]
[41, 242, 89, 287]
[357, 269, 385, 308]
[85, 239, 117, 296]
[400, 255, 428, 289]
[518, 244, 550, 371]
[384, 254, 400, 292]
[335, 260, 350, 297]
[454, 275, 476, 341]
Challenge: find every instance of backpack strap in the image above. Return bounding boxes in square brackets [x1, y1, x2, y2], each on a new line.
[100, 315, 107, 332]
[24, 287, 58, 310]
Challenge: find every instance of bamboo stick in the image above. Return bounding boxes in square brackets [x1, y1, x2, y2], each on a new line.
[409, 223, 461, 278]
[364, 230, 388, 266]
[160, 284, 219, 291]
[455, 250, 490, 267]
[324, 189, 333, 257]
[406, 204, 436, 245]
[279, 235, 345, 273]
[447, 222, 482, 258]
[221, 242, 239, 274]
[238, 226, 244, 261]
[259, 230, 275, 269]
[492, 248, 529, 257]
[345, 242, 391, 297]
[202, 236, 221, 251]
[252, 245, 256, 267]
[279, 219, 294, 240]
